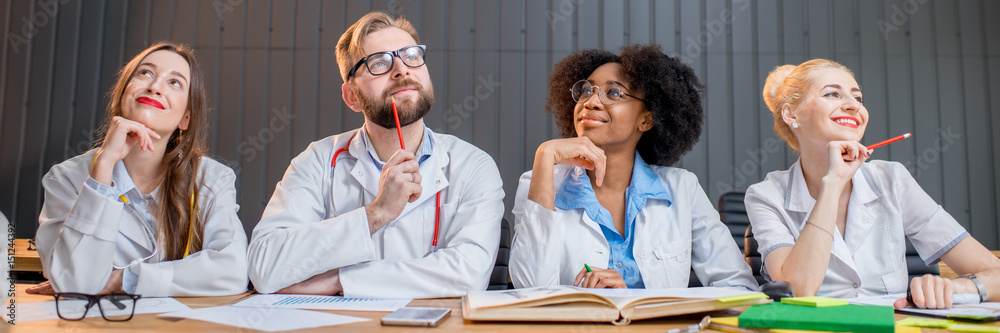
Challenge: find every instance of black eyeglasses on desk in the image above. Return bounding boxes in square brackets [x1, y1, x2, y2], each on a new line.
[53, 293, 142, 321]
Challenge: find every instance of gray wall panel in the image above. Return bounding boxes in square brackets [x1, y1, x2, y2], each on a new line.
[3, 0, 1000, 248]
[2, 0, 33, 237]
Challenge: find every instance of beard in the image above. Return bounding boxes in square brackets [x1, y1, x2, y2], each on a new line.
[355, 79, 435, 129]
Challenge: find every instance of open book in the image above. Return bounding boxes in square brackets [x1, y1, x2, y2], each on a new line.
[462, 286, 771, 325]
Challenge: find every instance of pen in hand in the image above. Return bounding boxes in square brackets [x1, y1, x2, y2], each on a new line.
[577, 264, 593, 288]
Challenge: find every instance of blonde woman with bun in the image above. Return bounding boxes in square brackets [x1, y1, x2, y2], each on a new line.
[745, 59, 1000, 309]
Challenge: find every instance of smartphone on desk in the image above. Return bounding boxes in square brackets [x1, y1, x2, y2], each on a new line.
[380, 307, 452, 327]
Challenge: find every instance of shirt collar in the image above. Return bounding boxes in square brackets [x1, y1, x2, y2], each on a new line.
[554, 151, 671, 212]
[628, 151, 670, 204]
[359, 125, 435, 171]
[785, 159, 880, 212]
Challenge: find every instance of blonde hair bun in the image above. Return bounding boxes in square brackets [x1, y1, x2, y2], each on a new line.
[761, 59, 853, 151]
[762, 64, 796, 112]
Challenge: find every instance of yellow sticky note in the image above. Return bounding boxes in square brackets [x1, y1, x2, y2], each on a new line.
[712, 316, 740, 326]
[780, 296, 849, 307]
[895, 317, 954, 328]
[949, 324, 1000, 333]
[718, 292, 768, 303]
[894, 325, 921, 333]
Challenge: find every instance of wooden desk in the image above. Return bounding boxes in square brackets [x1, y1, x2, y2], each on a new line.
[4, 283, 986, 332]
[5, 283, 740, 332]
[12, 239, 41, 273]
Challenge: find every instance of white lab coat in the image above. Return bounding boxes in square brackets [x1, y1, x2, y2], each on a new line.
[510, 165, 759, 290]
[745, 160, 968, 298]
[248, 128, 505, 298]
[36, 150, 249, 296]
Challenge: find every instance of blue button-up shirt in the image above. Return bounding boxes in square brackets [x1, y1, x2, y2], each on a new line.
[359, 126, 435, 171]
[553, 152, 670, 288]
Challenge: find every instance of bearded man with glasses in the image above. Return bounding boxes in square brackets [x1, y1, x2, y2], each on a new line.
[247, 12, 505, 298]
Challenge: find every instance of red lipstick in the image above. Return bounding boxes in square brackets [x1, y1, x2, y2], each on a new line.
[136, 96, 164, 110]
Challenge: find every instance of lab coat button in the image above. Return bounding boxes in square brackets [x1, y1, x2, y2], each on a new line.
[853, 283, 859, 288]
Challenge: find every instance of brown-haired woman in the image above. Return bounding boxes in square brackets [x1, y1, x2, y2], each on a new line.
[29, 42, 248, 297]
[746, 59, 1000, 309]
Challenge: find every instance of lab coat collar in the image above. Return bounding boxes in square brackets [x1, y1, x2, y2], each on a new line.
[784, 161, 815, 213]
[784, 159, 880, 211]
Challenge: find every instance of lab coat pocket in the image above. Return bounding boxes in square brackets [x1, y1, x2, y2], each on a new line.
[880, 263, 909, 294]
[653, 243, 692, 287]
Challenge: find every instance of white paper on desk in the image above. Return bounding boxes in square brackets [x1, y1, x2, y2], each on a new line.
[853, 293, 1000, 318]
[160, 305, 369, 332]
[7, 297, 191, 322]
[232, 294, 410, 311]
[850, 293, 906, 307]
[896, 302, 1000, 318]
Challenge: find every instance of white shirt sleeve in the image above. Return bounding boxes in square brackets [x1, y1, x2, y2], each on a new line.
[684, 173, 759, 290]
[508, 170, 567, 288]
[37, 165, 128, 294]
[247, 143, 377, 294]
[744, 183, 796, 281]
[890, 162, 968, 265]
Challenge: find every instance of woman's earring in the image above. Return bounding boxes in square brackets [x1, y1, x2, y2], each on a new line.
[177, 130, 184, 159]
[791, 122, 799, 129]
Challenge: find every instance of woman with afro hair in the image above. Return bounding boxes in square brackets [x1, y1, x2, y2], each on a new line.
[509, 44, 757, 290]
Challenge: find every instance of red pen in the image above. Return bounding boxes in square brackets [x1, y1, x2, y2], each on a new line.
[867, 133, 911, 150]
[391, 96, 405, 150]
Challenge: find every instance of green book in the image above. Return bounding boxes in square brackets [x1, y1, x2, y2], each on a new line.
[738, 303, 895, 333]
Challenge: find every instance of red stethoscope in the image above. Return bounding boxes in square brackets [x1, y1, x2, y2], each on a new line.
[332, 136, 441, 247]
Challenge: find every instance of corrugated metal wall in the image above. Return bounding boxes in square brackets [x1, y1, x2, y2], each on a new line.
[3, 0, 1000, 249]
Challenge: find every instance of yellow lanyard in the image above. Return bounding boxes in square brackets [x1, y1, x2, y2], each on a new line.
[92, 153, 196, 258]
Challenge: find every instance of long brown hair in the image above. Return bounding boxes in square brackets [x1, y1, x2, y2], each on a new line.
[99, 41, 209, 260]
